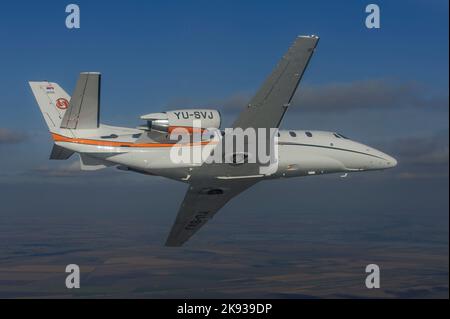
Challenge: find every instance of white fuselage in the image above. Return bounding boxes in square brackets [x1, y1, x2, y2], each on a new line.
[55, 127, 397, 182]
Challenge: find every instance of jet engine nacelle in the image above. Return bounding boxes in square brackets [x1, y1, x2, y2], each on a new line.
[140, 109, 221, 133]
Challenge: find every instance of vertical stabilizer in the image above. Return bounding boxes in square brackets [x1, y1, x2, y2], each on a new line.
[29, 81, 71, 133]
[60, 72, 101, 130]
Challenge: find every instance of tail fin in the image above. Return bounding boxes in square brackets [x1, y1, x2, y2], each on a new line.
[29, 81, 71, 133]
[29, 72, 101, 133]
[60, 72, 101, 130]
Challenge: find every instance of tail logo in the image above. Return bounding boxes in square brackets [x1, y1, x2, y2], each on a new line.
[56, 98, 69, 110]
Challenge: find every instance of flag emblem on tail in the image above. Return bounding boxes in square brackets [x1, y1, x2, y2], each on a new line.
[46, 85, 55, 93]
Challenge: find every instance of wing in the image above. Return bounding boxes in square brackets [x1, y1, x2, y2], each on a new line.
[165, 179, 258, 246]
[232, 35, 319, 130]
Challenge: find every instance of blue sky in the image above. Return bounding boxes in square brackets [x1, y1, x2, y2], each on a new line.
[0, 0, 448, 127]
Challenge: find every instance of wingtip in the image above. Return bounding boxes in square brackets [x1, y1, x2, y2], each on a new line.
[165, 236, 186, 247]
[297, 34, 320, 39]
[165, 242, 182, 247]
[80, 72, 101, 75]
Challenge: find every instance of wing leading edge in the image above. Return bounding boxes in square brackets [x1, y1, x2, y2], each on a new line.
[165, 179, 258, 247]
[232, 35, 319, 130]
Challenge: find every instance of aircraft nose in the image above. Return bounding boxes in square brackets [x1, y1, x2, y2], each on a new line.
[383, 153, 397, 168]
[346, 142, 398, 171]
[379, 152, 398, 168]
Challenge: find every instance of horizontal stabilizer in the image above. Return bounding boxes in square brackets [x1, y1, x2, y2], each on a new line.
[61, 72, 101, 130]
[79, 154, 113, 171]
[50, 144, 74, 160]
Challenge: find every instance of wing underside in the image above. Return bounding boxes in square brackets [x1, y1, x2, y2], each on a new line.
[165, 179, 258, 247]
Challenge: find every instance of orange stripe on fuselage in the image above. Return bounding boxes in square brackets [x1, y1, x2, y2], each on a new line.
[51, 133, 212, 148]
[167, 126, 207, 134]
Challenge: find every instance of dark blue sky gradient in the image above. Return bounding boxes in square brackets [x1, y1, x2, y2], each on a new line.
[0, 0, 448, 127]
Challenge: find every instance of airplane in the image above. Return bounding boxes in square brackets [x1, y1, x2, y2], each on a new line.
[29, 35, 397, 247]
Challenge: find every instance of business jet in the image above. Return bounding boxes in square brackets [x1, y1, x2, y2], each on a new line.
[29, 35, 397, 246]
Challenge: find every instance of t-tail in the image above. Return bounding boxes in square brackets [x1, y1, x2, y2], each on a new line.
[29, 72, 101, 160]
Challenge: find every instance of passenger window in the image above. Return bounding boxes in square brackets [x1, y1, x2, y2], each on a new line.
[338, 133, 349, 139]
[289, 131, 296, 137]
[305, 132, 313, 137]
[333, 133, 341, 138]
